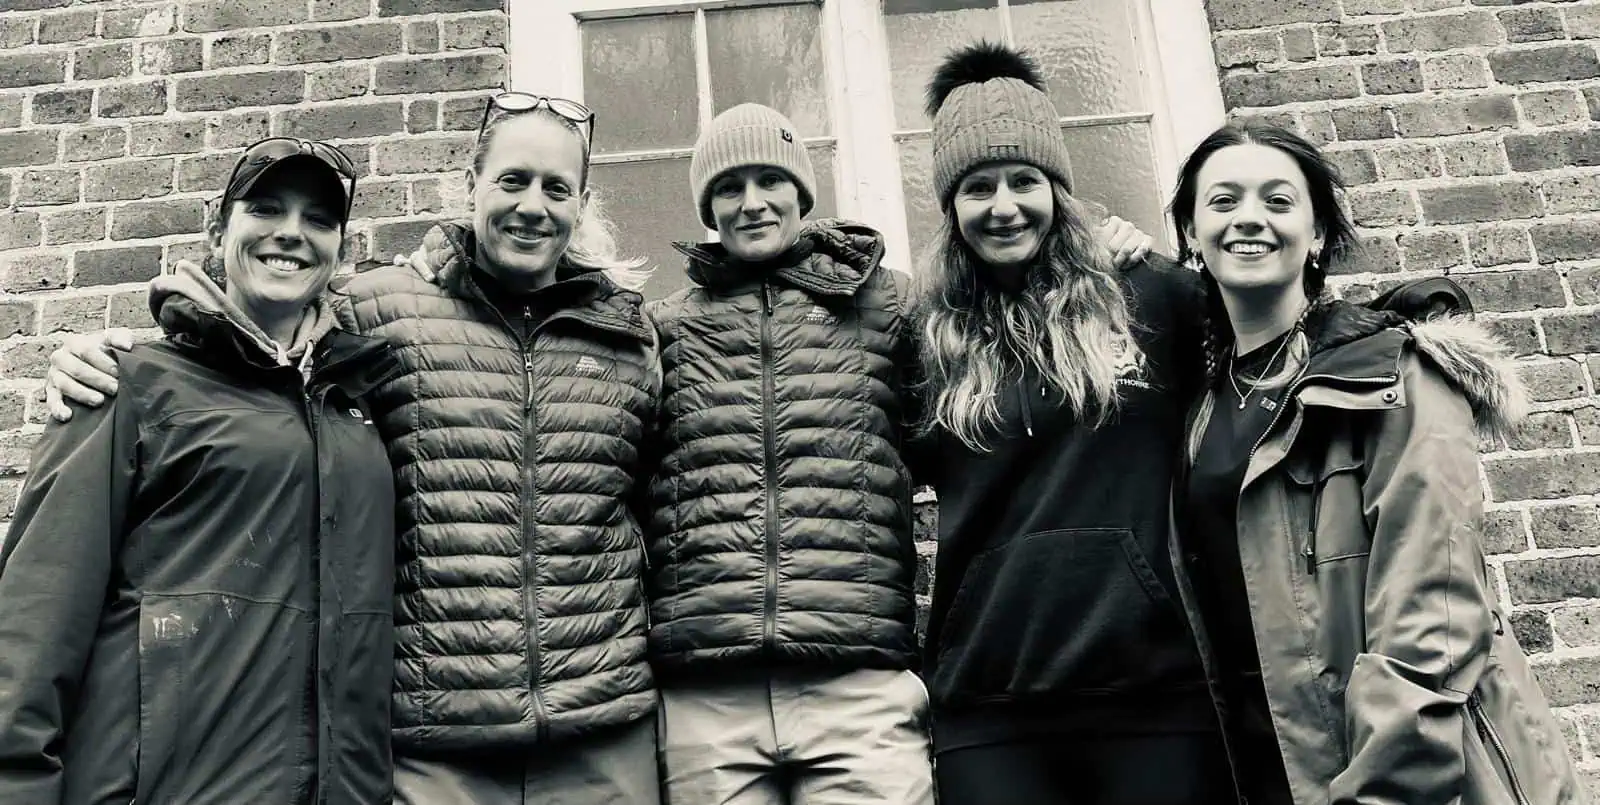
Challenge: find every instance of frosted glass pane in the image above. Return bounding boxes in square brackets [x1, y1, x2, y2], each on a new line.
[807, 144, 839, 220]
[589, 158, 704, 301]
[896, 136, 943, 266]
[581, 14, 698, 155]
[1011, 0, 1145, 116]
[1062, 123, 1168, 253]
[706, 4, 829, 137]
[884, 5, 1002, 130]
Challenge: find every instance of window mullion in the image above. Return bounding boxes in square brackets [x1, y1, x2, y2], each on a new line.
[997, 0, 1014, 48]
[827, 0, 912, 273]
[693, 8, 714, 130]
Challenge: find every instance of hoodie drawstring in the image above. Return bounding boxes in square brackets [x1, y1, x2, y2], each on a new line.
[1017, 378, 1034, 437]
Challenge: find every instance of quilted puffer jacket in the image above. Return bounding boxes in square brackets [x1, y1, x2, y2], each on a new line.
[643, 219, 920, 674]
[338, 222, 658, 752]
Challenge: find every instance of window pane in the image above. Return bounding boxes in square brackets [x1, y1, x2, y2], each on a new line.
[1011, 0, 1146, 116]
[807, 144, 839, 220]
[884, 3, 1001, 131]
[896, 135, 942, 266]
[581, 14, 699, 155]
[706, 4, 829, 137]
[589, 158, 704, 300]
[1063, 123, 1168, 252]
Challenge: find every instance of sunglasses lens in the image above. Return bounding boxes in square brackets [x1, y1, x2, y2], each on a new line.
[548, 99, 592, 122]
[493, 93, 540, 113]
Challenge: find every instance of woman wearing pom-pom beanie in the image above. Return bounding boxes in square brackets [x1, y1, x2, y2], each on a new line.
[910, 42, 1233, 805]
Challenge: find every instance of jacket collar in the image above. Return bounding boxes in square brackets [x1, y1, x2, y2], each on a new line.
[673, 217, 886, 297]
[421, 221, 651, 343]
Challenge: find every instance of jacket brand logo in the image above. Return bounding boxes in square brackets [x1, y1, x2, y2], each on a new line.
[574, 356, 605, 377]
[804, 306, 836, 325]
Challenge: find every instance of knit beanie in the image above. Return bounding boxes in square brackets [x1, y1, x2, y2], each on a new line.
[925, 42, 1072, 209]
[689, 103, 817, 228]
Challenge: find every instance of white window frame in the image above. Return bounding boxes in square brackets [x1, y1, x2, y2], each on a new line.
[508, 0, 1226, 269]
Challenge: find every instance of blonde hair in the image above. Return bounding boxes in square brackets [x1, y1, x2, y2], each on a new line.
[915, 180, 1142, 451]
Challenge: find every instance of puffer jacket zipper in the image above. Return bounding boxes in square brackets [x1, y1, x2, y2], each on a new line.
[520, 304, 552, 742]
[1468, 693, 1533, 805]
[760, 282, 781, 650]
[300, 379, 328, 805]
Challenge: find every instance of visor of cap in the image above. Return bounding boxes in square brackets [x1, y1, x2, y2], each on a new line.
[224, 153, 352, 222]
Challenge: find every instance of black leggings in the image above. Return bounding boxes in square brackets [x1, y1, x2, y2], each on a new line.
[934, 733, 1234, 805]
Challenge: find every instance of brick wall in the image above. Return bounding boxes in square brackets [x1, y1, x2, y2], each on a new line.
[1208, 0, 1600, 779]
[0, 0, 505, 508]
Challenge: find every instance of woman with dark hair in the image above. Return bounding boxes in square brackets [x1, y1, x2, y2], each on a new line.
[1169, 119, 1584, 804]
[0, 137, 398, 804]
[912, 42, 1232, 805]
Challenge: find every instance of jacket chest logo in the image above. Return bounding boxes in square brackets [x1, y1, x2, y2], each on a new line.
[573, 355, 606, 377]
[803, 305, 837, 326]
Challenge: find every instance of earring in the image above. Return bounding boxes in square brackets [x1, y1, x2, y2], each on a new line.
[1186, 253, 1206, 272]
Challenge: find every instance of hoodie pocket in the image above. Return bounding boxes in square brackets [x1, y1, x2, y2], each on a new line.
[928, 528, 1196, 705]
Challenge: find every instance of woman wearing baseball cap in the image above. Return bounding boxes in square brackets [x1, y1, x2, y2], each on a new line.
[0, 137, 400, 804]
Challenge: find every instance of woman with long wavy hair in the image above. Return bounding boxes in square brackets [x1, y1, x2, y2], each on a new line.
[912, 42, 1231, 805]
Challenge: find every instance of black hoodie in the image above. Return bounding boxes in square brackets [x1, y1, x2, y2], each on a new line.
[919, 255, 1217, 751]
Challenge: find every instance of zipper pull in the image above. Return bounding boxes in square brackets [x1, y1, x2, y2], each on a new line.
[524, 352, 534, 412]
[760, 282, 772, 315]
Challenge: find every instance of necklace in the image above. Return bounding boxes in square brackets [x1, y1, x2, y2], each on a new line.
[1228, 328, 1295, 410]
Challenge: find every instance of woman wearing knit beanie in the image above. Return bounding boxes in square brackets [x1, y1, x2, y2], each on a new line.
[910, 43, 1234, 804]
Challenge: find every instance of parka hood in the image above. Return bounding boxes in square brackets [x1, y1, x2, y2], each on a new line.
[1302, 300, 1528, 442]
[149, 260, 336, 374]
[673, 217, 887, 296]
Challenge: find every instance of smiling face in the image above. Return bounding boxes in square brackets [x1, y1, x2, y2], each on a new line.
[952, 162, 1054, 270]
[468, 113, 589, 289]
[215, 167, 344, 324]
[1187, 143, 1323, 298]
[707, 165, 804, 262]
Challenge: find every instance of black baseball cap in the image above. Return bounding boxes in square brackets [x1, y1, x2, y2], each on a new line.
[222, 137, 358, 225]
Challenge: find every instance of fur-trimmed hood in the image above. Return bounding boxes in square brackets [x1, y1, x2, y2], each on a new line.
[1300, 301, 1528, 442]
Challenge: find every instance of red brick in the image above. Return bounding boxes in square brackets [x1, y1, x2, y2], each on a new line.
[72, 245, 163, 288]
[1506, 129, 1600, 171]
[350, 179, 408, 219]
[1542, 173, 1600, 214]
[97, 80, 169, 118]
[110, 198, 204, 240]
[1483, 508, 1529, 554]
[182, 0, 307, 33]
[1518, 360, 1587, 403]
[1468, 225, 1531, 266]
[1568, 266, 1600, 305]
[1508, 610, 1552, 654]
[0, 52, 67, 89]
[1327, 148, 1377, 186]
[1486, 316, 1541, 357]
[276, 101, 406, 141]
[73, 44, 134, 82]
[1550, 605, 1600, 650]
[441, 15, 505, 51]
[205, 111, 270, 149]
[129, 119, 205, 157]
[373, 53, 503, 96]
[138, 37, 204, 75]
[31, 88, 92, 124]
[85, 158, 173, 202]
[1282, 28, 1316, 62]
[412, 177, 445, 214]
[1313, 23, 1379, 57]
[37, 8, 97, 44]
[208, 33, 272, 69]
[1531, 504, 1600, 549]
[107, 289, 153, 329]
[0, 93, 23, 128]
[0, 129, 56, 170]
[0, 301, 36, 338]
[1444, 139, 1511, 178]
[40, 295, 110, 335]
[0, 213, 41, 251]
[406, 99, 439, 133]
[377, 0, 502, 15]
[1373, 144, 1439, 180]
[1572, 5, 1600, 39]
[1543, 312, 1600, 355]
[16, 168, 79, 207]
[1490, 45, 1600, 85]
[0, 251, 66, 293]
[1330, 104, 1395, 141]
[1579, 407, 1600, 446]
[0, 338, 62, 380]
[1585, 86, 1600, 120]
[306, 65, 372, 102]
[1362, 59, 1423, 95]
[405, 21, 440, 54]
[1506, 554, 1600, 606]
[1221, 65, 1359, 108]
[1345, 233, 1400, 274]
[1392, 95, 1517, 137]
[440, 94, 490, 130]
[0, 16, 35, 48]
[41, 207, 107, 245]
[1398, 229, 1465, 272]
[1486, 452, 1600, 501]
[369, 219, 437, 260]
[1348, 187, 1419, 226]
[372, 134, 472, 174]
[103, 4, 178, 39]
[1423, 54, 1491, 90]
[4, 0, 72, 9]
[1519, 89, 1589, 126]
[1383, 11, 1502, 53]
[177, 150, 241, 192]
[1206, 0, 1339, 29]
[1531, 220, 1600, 263]
[1500, 7, 1566, 44]
[61, 125, 129, 163]
[1509, 412, 1574, 450]
[175, 71, 304, 112]
[1419, 180, 1542, 225]
[312, 0, 372, 22]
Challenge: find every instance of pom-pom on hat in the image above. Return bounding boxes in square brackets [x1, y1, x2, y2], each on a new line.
[925, 41, 1072, 208]
[689, 103, 817, 228]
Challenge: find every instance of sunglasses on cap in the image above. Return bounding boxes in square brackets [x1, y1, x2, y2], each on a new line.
[223, 137, 359, 219]
[477, 92, 597, 141]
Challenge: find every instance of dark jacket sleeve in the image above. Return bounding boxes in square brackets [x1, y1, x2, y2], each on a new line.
[0, 390, 138, 802]
[1329, 353, 1494, 804]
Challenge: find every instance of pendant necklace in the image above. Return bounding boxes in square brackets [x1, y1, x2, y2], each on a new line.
[1228, 329, 1294, 411]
